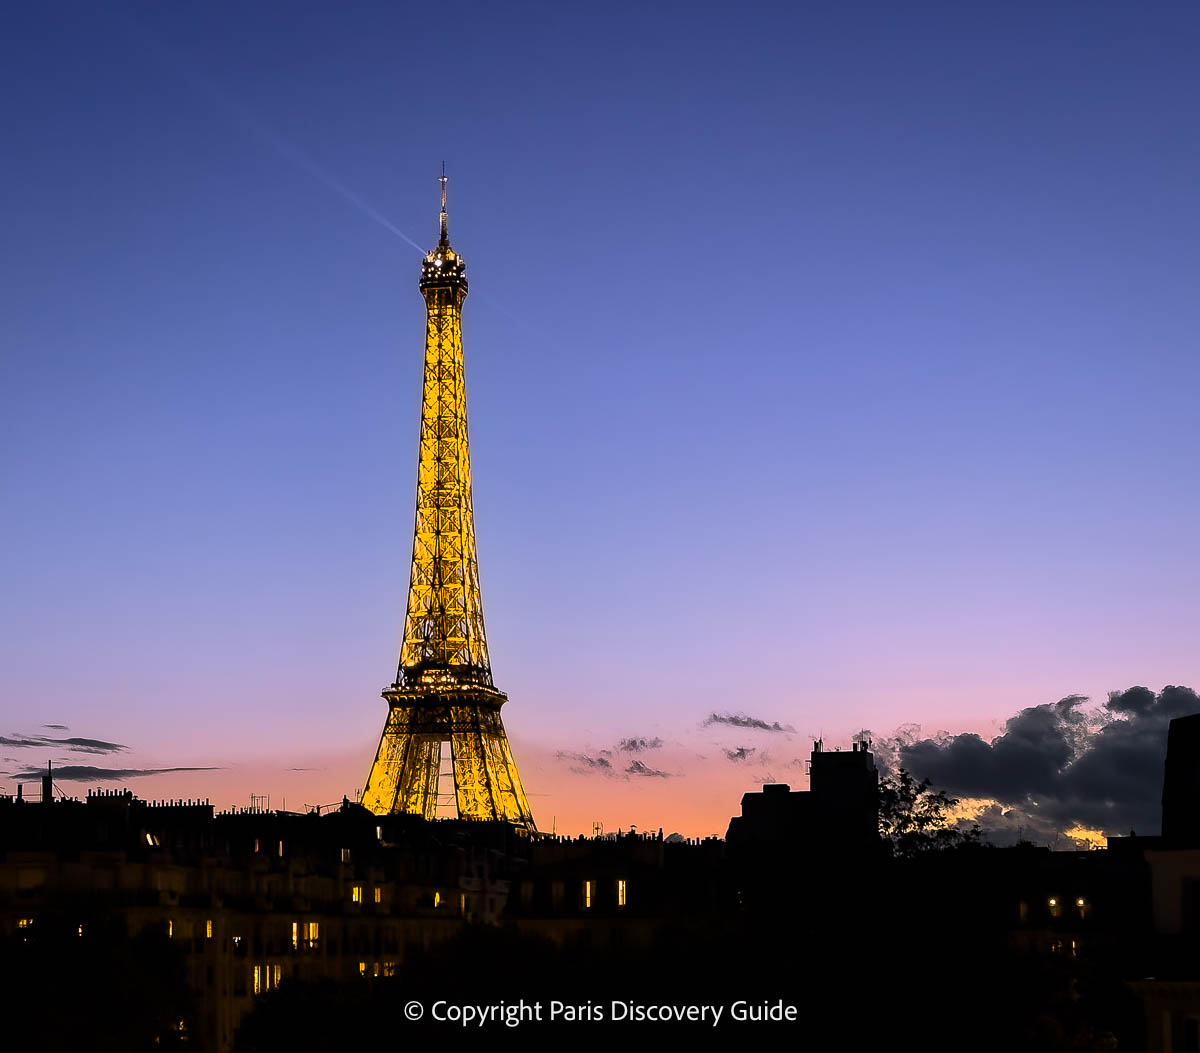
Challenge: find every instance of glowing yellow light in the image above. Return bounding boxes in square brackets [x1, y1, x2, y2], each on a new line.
[358, 962, 366, 976]
[1048, 898, 1057, 906]
[167, 919, 173, 938]
[206, 919, 213, 939]
[374, 887, 381, 904]
[433, 891, 440, 908]
[583, 880, 593, 908]
[253, 965, 262, 995]
[617, 879, 627, 907]
[291, 921, 298, 949]
[1076, 897, 1086, 907]
[352, 885, 363, 904]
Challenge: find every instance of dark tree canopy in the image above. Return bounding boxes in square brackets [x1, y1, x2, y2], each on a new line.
[878, 767, 983, 857]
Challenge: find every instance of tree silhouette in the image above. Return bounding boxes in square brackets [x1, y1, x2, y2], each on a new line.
[878, 767, 982, 857]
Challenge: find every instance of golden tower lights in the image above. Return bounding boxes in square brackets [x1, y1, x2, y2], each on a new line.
[361, 170, 536, 831]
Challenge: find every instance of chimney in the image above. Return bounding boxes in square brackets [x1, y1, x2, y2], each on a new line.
[42, 761, 53, 805]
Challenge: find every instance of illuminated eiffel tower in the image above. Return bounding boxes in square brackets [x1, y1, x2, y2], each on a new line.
[361, 170, 536, 831]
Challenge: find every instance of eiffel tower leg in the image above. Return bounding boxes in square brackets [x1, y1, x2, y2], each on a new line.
[448, 705, 535, 827]
[362, 708, 440, 820]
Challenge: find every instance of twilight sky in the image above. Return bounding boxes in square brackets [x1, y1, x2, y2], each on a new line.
[3, 1, 1199, 838]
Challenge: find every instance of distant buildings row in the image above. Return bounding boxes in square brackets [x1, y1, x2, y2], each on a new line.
[8, 720, 1200, 1049]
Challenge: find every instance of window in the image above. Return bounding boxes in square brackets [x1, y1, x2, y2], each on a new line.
[433, 891, 441, 908]
[352, 885, 363, 904]
[374, 887, 381, 904]
[77, 923, 84, 937]
[277, 840, 284, 857]
[291, 922, 299, 950]
[617, 879, 627, 908]
[253, 839, 260, 854]
[272, 965, 281, 987]
[206, 919, 213, 940]
[17, 918, 32, 929]
[583, 880, 593, 909]
[253, 965, 263, 995]
[358, 962, 367, 976]
[341, 847, 351, 864]
[167, 919, 174, 938]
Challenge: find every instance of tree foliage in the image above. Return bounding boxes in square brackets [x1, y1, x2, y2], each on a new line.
[878, 767, 982, 857]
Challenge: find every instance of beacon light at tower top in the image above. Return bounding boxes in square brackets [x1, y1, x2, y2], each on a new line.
[359, 168, 535, 832]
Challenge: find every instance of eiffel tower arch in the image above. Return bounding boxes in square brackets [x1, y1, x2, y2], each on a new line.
[361, 170, 536, 831]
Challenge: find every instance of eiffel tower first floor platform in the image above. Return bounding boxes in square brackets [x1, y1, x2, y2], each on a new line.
[360, 682, 536, 832]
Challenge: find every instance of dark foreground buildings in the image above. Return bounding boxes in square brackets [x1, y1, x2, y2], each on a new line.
[10, 730, 1200, 1050]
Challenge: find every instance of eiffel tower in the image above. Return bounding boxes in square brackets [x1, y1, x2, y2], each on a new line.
[361, 170, 536, 831]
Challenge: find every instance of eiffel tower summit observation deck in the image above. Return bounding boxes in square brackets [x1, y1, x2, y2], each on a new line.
[360, 169, 536, 832]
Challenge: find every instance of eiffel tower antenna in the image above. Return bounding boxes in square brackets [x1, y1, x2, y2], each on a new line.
[360, 169, 536, 832]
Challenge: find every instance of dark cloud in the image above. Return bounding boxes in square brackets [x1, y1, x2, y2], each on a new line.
[625, 760, 671, 778]
[723, 747, 756, 762]
[42, 724, 69, 730]
[704, 713, 795, 733]
[898, 686, 1200, 838]
[0, 733, 127, 754]
[59, 737, 129, 755]
[10, 765, 221, 781]
[617, 737, 663, 753]
[555, 751, 613, 776]
[0, 736, 49, 748]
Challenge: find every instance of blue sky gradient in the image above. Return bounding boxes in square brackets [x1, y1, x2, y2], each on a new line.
[3, 1, 1199, 831]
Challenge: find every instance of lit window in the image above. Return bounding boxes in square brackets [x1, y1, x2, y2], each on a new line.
[461, 893, 467, 913]
[306, 921, 319, 944]
[253, 839, 260, 854]
[373, 963, 380, 977]
[291, 921, 299, 950]
[358, 961, 366, 976]
[341, 848, 351, 864]
[433, 892, 440, 908]
[206, 919, 213, 939]
[617, 879, 627, 907]
[272, 965, 281, 987]
[167, 919, 174, 938]
[583, 880, 593, 909]
[278, 841, 284, 857]
[253, 966, 262, 995]
[77, 923, 84, 937]
[352, 885, 363, 904]
[383, 961, 396, 977]
[374, 887, 381, 904]
[17, 918, 31, 928]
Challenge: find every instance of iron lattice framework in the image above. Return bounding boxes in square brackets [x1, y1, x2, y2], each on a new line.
[361, 173, 535, 831]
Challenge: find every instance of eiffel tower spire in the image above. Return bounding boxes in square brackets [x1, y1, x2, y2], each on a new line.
[361, 171, 535, 830]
